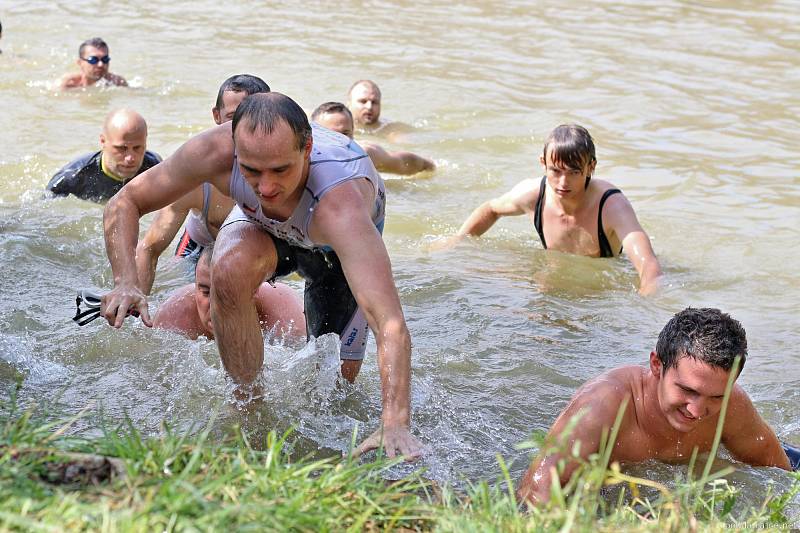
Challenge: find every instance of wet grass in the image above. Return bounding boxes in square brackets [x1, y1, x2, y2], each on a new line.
[2, 374, 798, 532]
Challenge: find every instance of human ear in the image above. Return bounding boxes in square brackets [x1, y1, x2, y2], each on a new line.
[649, 351, 662, 378]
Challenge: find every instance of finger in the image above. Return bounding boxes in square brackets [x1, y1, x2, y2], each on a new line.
[113, 300, 128, 328]
[138, 301, 153, 327]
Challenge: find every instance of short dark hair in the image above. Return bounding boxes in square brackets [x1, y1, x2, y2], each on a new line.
[231, 92, 311, 152]
[542, 124, 596, 172]
[214, 74, 270, 110]
[655, 308, 747, 373]
[79, 37, 108, 57]
[311, 101, 352, 121]
[197, 244, 214, 271]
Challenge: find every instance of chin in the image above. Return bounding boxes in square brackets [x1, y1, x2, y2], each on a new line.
[668, 413, 697, 433]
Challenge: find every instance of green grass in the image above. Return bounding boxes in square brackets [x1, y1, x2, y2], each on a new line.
[2, 374, 798, 532]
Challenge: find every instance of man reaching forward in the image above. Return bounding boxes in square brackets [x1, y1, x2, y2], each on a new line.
[101, 93, 422, 459]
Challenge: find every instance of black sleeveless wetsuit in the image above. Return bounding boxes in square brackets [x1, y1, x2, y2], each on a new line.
[532, 176, 622, 258]
[46, 150, 162, 203]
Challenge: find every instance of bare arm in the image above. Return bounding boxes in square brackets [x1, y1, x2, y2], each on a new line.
[456, 179, 539, 238]
[722, 387, 792, 470]
[310, 181, 421, 459]
[102, 124, 234, 327]
[518, 382, 626, 505]
[362, 142, 435, 176]
[602, 194, 663, 295]
[135, 188, 201, 295]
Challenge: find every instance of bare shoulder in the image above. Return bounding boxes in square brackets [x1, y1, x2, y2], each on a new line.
[59, 73, 81, 89]
[310, 178, 381, 247]
[153, 285, 197, 331]
[569, 366, 640, 418]
[721, 384, 759, 431]
[108, 73, 128, 87]
[492, 177, 541, 211]
[175, 123, 235, 185]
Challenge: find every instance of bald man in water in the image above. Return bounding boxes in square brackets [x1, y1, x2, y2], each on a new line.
[46, 109, 161, 203]
[347, 80, 413, 139]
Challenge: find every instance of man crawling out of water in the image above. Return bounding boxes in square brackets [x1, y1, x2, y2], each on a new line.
[517, 307, 796, 506]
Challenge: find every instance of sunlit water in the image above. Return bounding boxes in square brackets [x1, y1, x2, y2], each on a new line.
[1, 0, 798, 511]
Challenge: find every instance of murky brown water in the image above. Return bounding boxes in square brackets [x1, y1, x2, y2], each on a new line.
[1, 0, 798, 506]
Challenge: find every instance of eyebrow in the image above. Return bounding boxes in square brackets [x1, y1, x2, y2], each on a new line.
[677, 383, 724, 398]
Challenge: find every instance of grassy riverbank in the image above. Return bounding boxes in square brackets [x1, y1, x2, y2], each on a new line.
[2, 391, 797, 532]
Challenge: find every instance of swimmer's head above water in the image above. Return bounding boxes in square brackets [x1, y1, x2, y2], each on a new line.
[347, 79, 382, 127]
[651, 308, 747, 434]
[194, 245, 214, 333]
[100, 109, 149, 181]
[311, 101, 354, 139]
[213, 74, 271, 125]
[541, 124, 597, 190]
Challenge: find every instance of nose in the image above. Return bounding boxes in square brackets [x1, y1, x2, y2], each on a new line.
[364, 101, 373, 109]
[686, 399, 708, 419]
[257, 179, 278, 197]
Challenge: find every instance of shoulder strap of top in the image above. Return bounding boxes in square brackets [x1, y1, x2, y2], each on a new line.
[533, 176, 548, 249]
[597, 188, 622, 258]
[201, 182, 211, 220]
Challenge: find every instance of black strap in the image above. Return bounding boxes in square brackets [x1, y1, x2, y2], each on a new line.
[597, 189, 622, 258]
[532, 176, 547, 249]
[72, 289, 138, 327]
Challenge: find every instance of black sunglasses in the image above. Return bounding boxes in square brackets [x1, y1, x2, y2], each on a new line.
[81, 55, 111, 65]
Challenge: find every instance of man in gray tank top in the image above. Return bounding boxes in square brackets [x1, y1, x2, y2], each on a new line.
[101, 92, 422, 460]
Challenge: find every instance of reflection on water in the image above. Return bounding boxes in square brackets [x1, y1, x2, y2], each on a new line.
[1, 0, 798, 511]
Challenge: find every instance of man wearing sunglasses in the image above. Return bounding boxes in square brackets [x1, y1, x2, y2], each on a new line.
[60, 37, 127, 89]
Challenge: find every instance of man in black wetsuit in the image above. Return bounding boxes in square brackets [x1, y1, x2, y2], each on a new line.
[437, 124, 663, 295]
[46, 109, 161, 203]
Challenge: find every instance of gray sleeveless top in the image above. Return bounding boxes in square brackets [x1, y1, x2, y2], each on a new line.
[228, 123, 385, 249]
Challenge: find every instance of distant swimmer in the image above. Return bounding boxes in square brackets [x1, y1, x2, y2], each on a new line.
[46, 109, 161, 203]
[438, 124, 662, 295]
[518, 307, 796, 506]
[136, 74, 270, 295]
[312, 102, 435, 176]
[101, 93, 423, 459]
[347, 80, 412, 138]
[154, 245, 305, 341]
[59, 37, 127, 89]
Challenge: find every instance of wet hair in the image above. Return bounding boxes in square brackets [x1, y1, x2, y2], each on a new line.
[347, 79, 381, 98]
[542, 124, 596, 184]
[311, 101, 352, 122]
[231, 92, 311, 152]
[655, 308, 747, 374]
[214, 74, 270, 110]
[196, 243, 214, 273]
[79, 37, 108, 57]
